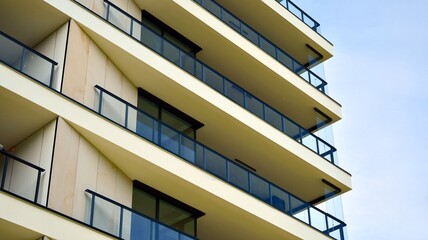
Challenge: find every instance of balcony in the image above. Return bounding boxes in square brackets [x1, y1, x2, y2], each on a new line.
[0, 31, 57, 88]
[194, 0, 327, 94]
[94, 85, 346, 239]
[73, 0, 338, 166]
[275, 0, 321, 34]
[85, 189, 195, 240]
[0, 148, 45, 204]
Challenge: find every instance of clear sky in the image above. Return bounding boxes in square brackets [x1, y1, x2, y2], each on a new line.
[293, 0, 428, 239]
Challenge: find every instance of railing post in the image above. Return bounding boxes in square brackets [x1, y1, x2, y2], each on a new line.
[325, 215, 329, 235]
[316, 138, 320, 155]
[105, 2, 110, 22]
[98, 90, 103, 114]
[49, 64, 55, 88]
[124, 104, 129, 128]
[34, 170, 42, 203]
[90, 193, 95, 226]
[1, 156, 9, 190]
[130, 19, 134, 37]
[119, 207, 124, 238]
[307, 205, 312, 226]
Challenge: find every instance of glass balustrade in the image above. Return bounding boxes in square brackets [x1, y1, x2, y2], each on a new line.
[193, 0, 327, 93]
[0, 31, 57, 88]
[74, 0, 338, 165]
[275, 0, 321, 33]
[0, 148, 45, 204]
[86, 189, 195, 240]
[94, 85, 346, 239]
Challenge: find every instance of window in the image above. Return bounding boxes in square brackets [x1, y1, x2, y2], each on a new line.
[137, 88, 203, 139]
[132, 181, 204, 237]
[142, 11, 202, 57]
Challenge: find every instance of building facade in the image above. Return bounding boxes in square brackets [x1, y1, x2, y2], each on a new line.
[0, 0, 351, 239]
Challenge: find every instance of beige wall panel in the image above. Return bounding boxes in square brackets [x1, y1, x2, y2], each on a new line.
[114, 169, 132, 207]
[127, 0, 142, 20]
[96, 154, 117, 198]
[110, 0, 127, 11]
[34, 22, 69, 91]
[48, 118, 79, 215]
[105, 59, 122, 96]
[38, 120, 57, 205]
[73, 136, 99, 220]
[92, 0, 106, 16]
[62, 20, 89, 103]
[121, 75, 137, 105]
[52, 22, 69, 91]
[84, 40, 107, 107]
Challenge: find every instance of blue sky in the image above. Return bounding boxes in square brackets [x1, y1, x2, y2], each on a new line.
[294, 0, 428, 239]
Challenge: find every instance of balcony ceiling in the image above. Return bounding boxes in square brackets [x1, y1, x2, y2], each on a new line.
[0, 0, 69, 47]
[0, 218, 42, 240]
[0, 80, 57, 150]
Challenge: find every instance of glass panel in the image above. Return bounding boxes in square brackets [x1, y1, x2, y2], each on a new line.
[92, 196, 121, 236]
[101, 93, 126, 126]
[22, 50, 52, 86]
[158, 224, 179, 240]
[6, 159, 38, 202]
[163, 40, 180, 66]
[141, 26, 160, 52]
[259, 37, 276, 58]
[130, 211, 153, 240]
[108, 6, 131, 34]
[159, 200, 195, 237]
[271, 186, 290, 213]
[201, 0, 221, 18]
[195, 143, 204, 168]
[222, 10, 240, 32]
[249, 174, 270, 203]
[136, 112, 157, 142]
[288, 2, 302, 19]
[228, 162, 249, 191]
[283, 118, 301, 140]
[245, 94, 264, 118]
[162, 109, 194, 137]
[0, 35, 23, 69]
[180, 136, 195, 163]
[160, 125, 180, 155]
[265, 107, 282, 130]
[241, 24, 258, 45]
[277, 50, 293, 70]
[225, 81, 244, 106]
[310, 208, 327, 231]
[302, 133, 318, 153]
[181, 51, 196, 75]
[203, 66, 223, 93]
[205, 149, 227, 179]
[132, 188, 157, 219]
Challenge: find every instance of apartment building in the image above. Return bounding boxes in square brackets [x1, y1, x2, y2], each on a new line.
[0, 0, 351, 239]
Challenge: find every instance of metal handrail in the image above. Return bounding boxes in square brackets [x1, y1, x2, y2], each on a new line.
[193, 0, 328, 93]
[74, 0, 338, 164]
[0, 148, 45, 203]
[0, 31, 58, 88]
[86, 189, 197, 240]
[94, 85, 346, 239]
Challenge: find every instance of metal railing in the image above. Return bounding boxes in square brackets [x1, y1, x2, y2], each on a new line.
[86, 189, 196, 240]
[94, 85, 346, 239]
[0, 148, 45, 203]
[75, 0, 338, 165]
[276, 0, 321, 33]
[0, 31, 58, 88]
[194, 0, 327, 93]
